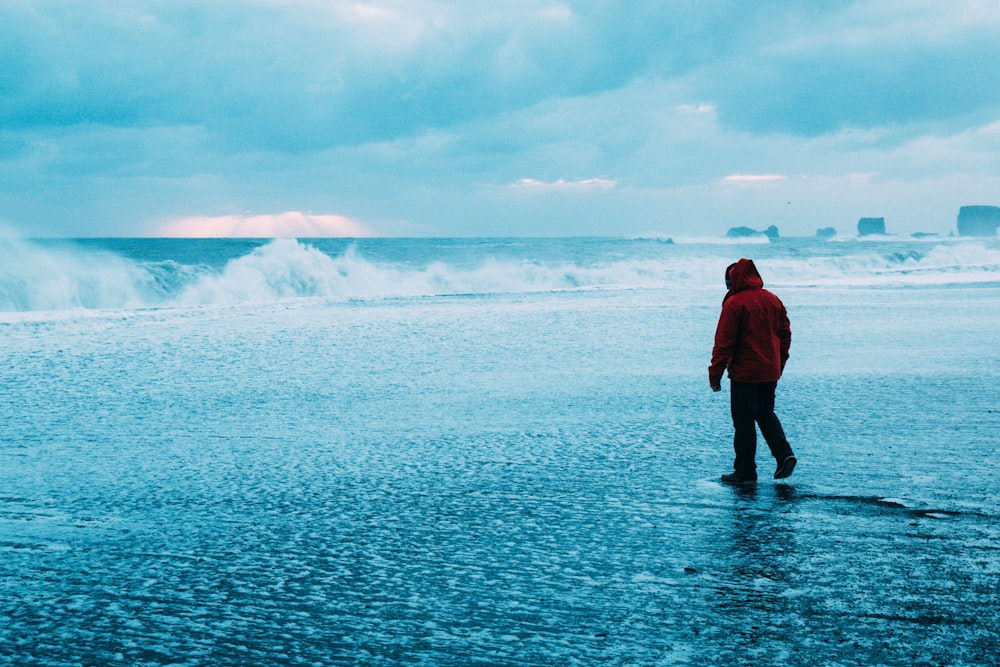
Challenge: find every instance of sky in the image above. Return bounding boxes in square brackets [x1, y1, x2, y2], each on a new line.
[2, 0, 1000, 238]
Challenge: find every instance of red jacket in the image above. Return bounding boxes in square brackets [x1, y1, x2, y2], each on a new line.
[709, 258, 790, 385]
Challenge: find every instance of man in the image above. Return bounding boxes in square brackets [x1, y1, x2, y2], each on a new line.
[709, 258, 796, 484]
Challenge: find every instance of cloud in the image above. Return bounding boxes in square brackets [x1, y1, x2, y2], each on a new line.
[155, 211, 374, 238]
[6, 2, 998, 147]
[5, 0, 995, 165]
[0, 1, 625, 150]
[691, 1, 1000, 137]
[513, 177, 617, 191]
[2, 1, 1000, 238]
[722, 174, 787, 183]
[0, 1, 842, 152]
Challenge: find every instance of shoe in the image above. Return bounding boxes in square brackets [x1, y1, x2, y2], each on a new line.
[721, 472, 757, 485]
[774, 456, 797, 480]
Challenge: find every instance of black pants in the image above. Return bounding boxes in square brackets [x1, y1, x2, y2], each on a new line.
[730, 380, 794, 479]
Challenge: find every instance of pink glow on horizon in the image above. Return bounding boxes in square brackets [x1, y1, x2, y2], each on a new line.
[155, 211, 374, 238]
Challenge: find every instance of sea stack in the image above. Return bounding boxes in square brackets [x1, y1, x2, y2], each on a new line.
[858, 217, 886, 236]
[726, 225, 780, 239]
[957, 206, 1000, 236]
[816, 227, 837, 239]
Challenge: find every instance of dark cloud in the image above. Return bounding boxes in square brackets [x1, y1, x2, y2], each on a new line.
[695, 10, 1000, 136]
[0, 1, 858, 152]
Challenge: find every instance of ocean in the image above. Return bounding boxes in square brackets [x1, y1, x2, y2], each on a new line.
[1, 235, 998, 666]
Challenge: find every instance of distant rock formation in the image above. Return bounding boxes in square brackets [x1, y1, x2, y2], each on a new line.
[957, 206, 1000, 236]
[858, 217, 886, 236]
[726, 225, 779, 239]
[911, 232, 939, 239]
[816, 227, 837, 239]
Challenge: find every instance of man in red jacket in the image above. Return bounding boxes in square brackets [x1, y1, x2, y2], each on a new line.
[709, 258, 796, 484]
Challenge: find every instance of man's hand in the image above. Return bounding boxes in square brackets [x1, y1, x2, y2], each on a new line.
[711, 382, 722, 393]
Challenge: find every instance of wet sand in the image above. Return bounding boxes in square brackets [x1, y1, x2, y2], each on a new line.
[1, 287, 998, 665]
[1, 398, 996, 666]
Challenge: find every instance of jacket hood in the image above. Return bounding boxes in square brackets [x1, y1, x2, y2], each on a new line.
[724, 258, 764, 300]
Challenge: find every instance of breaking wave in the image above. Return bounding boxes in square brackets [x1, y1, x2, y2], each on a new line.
[764, 242, 1000, 287]
[1, 237, 998, 312]
[0, 238, 171, 311]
